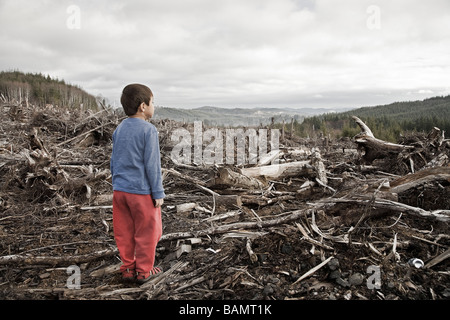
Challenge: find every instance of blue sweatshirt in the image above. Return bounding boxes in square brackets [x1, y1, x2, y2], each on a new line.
[110, 118, 165, 199]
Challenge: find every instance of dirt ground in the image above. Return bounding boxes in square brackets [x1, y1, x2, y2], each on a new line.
[0, 103, 449, 301]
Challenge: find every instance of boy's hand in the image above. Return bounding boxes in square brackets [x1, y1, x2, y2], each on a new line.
[154, 198, 164, 208]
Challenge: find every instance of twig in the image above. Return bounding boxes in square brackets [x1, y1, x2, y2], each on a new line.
[246, 238, 258, 263]
[174, 276, 206, 292]
[295, 222, 334, 250]
[425, 248, 450, 269]
[291, 256, 334, 286]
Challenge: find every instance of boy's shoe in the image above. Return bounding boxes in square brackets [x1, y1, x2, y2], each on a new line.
[136, 266, 163, 284]
[121, 268, 136, 282]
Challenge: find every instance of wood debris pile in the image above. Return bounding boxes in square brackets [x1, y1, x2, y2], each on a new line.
[0, 103, 449, 300]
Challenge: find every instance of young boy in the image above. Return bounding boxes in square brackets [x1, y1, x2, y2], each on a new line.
[110, 83, 165, 284]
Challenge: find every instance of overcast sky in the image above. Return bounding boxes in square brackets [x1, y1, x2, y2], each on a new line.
[1, 0, 449, 109]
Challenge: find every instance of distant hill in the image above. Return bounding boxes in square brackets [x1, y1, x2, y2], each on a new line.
[153, 105, 347, 126]
[295, 95, 450, 142]
[0, 70, 98, 110]
[343, 95, 450, 122]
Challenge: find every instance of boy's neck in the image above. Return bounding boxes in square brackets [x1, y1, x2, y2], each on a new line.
[129, 113, 147, 120]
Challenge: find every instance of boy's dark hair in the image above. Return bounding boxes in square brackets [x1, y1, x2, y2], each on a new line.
[120, 84, 153, 116]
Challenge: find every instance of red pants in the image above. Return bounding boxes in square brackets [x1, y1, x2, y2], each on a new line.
[112, 191, 162, 274]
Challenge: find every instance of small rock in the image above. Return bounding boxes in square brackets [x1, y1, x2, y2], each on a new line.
[442, 288, 450, 298]
[328, 258, 340, 270]
[39, 273, 50, 279]
[328, 270, 341, 280]
[328, 293, 337, 300]
[335, 277, 350, 288]
[267, 275, 280, 284]
[263, 284, 274, 296]
[281, 243, 292, 254]
[343, 290, 352, 300]
[257, 253, 268, 263]
[348, 273, 364, 286]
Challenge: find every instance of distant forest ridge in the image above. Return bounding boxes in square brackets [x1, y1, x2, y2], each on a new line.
[152, 105, 330, 126]
[2, 70, 448, 142]
[293, 95, 450, 142]
[0, 70, 99, 110]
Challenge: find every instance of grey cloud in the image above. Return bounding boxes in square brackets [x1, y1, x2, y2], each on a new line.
[1, 0, 449, 109]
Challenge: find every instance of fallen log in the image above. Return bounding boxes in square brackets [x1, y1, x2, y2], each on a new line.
[389, 166, 450, 194]
[255, 149, 282, 166]
[0, 248, 118, 266]
[319, 197, 450, 222]
[211, 167, 267, 189]
[176, 202, 212, 214]
[240, 160, 314, 180]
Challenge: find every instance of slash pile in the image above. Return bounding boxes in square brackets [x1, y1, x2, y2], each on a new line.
[0, 103, 449, 300]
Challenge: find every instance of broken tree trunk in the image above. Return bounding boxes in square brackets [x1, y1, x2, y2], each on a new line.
[352, 116, 414, 163]
[389, 166, 450, 194]
[319, 197, 450, 223]
[240, 160, 315, 180]
[211, 167, 267, 189]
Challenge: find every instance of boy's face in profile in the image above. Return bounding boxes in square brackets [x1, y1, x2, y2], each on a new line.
[132, 96, 154, 120]
[143, 96, 155, 120]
